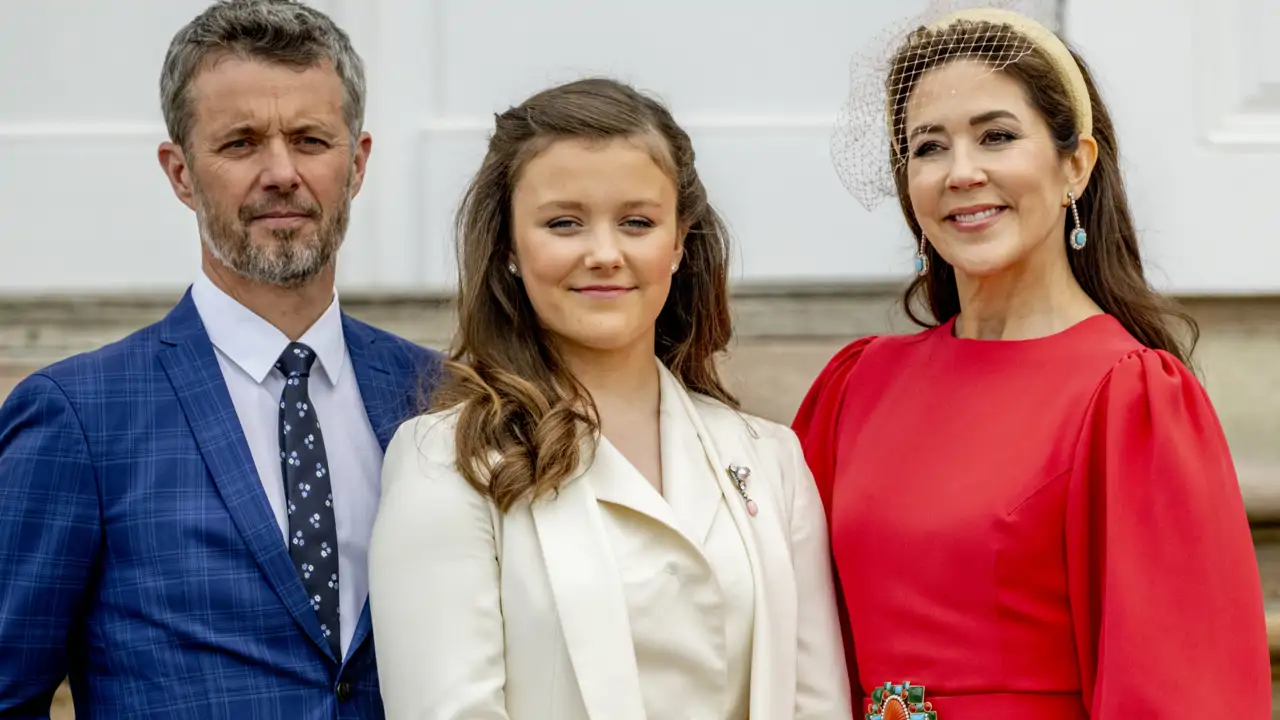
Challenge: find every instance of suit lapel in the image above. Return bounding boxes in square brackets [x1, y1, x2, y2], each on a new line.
[531, 361, 797, 718]
[341, 314, 415, 662]
[585, 365, 722, 550]
[157, 291, 336, 662]
[586, 438, 682, 531]
[666, 365, 796, 719]
[343, 315, 399, 451]
[657, 364, 726, 545]
[531, 451, 648, 720]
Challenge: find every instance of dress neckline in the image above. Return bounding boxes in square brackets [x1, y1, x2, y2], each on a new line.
[938, 312, 1117, 348]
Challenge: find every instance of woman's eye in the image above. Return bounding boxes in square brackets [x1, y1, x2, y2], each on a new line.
[982, 130, 1017, 145]
[912, 141, 942, 157]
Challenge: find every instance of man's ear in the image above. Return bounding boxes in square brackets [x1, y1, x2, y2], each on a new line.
[347, 131, 373, 199]
[158, 141, 196, 211]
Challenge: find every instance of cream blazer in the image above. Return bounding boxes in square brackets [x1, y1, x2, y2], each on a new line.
[368, 362, 852, 719]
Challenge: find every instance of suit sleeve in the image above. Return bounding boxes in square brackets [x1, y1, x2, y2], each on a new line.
[0, 374, 101, 719]
[1066, 349, 1271, 717]
[780, 429, 855, 719]
[368, 416, 510, 719]
[790, 336, 875, 696]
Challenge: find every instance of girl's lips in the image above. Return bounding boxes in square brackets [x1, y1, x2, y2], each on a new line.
[573, 287, 634, 299]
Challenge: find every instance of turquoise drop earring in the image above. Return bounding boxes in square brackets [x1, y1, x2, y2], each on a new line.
[914, 234, 929, 277]
[1068, 191, 1087, 250]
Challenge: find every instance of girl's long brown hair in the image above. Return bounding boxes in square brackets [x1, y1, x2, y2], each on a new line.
[429, 77, 737, 512]
[888, 20, 1198, 366]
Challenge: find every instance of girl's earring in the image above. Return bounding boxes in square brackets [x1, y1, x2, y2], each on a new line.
[915, 235, 929, 277]
[507, 261, 518, 276]
[1068, 191, 1087, 250]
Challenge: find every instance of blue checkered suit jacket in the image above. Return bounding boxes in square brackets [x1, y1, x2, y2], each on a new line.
[0, 290, 441, 719]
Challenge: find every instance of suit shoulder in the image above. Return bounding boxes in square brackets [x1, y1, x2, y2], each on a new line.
[344, 315, 435, 358]
[27, 319, 169, 395]
[343, 316, 443, 370]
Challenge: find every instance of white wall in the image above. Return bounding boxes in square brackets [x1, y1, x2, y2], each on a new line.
[1064, 0, 1280, 294]
[0, 0, 1275, 295]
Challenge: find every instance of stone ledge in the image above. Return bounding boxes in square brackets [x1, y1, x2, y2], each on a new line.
[1269, 608, 1280, 661]
[3, 284, 1279, 356]
[0, 284, 912, 365]
[1243, 468, 1280, 523]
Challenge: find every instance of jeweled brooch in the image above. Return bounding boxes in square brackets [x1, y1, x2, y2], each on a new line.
[725, 463, 758, 516]
[866, 681, 936, 720]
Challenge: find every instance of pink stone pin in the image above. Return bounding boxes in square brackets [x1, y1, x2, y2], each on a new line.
[727, 464, 757, 517]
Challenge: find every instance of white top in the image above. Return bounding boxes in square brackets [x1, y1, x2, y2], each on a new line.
[191, 273, 383, 659]
[597, 434, 755, 720]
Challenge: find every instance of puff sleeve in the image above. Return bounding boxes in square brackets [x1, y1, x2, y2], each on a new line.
[1066, 349, 1270, 717]
[792, 336, 878, 518]
[790, 336, 877, 697]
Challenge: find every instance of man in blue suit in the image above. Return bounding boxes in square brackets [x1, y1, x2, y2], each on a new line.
[0, 1, 439, 717]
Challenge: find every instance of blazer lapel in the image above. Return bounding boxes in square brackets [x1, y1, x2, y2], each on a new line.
[341, 314, 418, 662]
[657, 363, 726, 545]
[666, 365, 797, 719]
[342, 315, 400, 451]
[586, 438, 685, 532]
[156, 290, 336, 662]
[531, 362, 797, 719]
[586, 365, 723, 550]
[529, 441, 646, 720]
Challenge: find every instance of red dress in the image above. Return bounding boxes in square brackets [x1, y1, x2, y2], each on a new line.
[793, 315, 1270, 719]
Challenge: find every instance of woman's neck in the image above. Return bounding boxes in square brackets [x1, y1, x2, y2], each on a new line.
[558, 337, 660, 424]
[558, 336, 664, 491]
[953, 243, 1101, 340]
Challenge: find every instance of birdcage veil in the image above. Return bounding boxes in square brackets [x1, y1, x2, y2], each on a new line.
[832, 0, 1090, 211]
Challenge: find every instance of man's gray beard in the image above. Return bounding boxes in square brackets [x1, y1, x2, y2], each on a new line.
[196, 178, 352, 289]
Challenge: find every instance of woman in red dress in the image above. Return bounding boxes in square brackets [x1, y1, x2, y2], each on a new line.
[796, 5, 1271, 718]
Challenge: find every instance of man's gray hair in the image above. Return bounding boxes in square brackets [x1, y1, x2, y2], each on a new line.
[160, 0, 366, 149]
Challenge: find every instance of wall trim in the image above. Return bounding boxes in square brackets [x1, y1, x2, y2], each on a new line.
[3, 285, 1279, 365]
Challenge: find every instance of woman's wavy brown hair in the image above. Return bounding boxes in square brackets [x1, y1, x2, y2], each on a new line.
[887, 19, 1198, 366]
[428, 77, 737, 512]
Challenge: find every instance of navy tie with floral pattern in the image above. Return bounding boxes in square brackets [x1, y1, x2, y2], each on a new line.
[276, 342, 341, 658]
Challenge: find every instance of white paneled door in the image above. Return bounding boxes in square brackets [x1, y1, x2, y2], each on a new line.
[1067, 0, 1280, 293]
[0, 0, 1274, 294]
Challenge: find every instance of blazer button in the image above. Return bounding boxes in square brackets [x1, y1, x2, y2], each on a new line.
[335, 681, 353, 702]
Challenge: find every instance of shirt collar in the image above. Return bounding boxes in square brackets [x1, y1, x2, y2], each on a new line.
[190, 272, 347, 387]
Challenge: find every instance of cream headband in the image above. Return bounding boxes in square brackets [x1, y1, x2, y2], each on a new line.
[832, 1, 1093, 211]
[929, 8, 1093, 138]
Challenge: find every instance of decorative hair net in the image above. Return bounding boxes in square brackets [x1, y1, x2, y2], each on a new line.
[831, 0, 1091, 211]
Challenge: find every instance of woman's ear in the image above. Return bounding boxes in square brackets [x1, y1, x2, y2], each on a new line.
[671, 223, 689, 272]
[1066, 135, 1099, 200]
